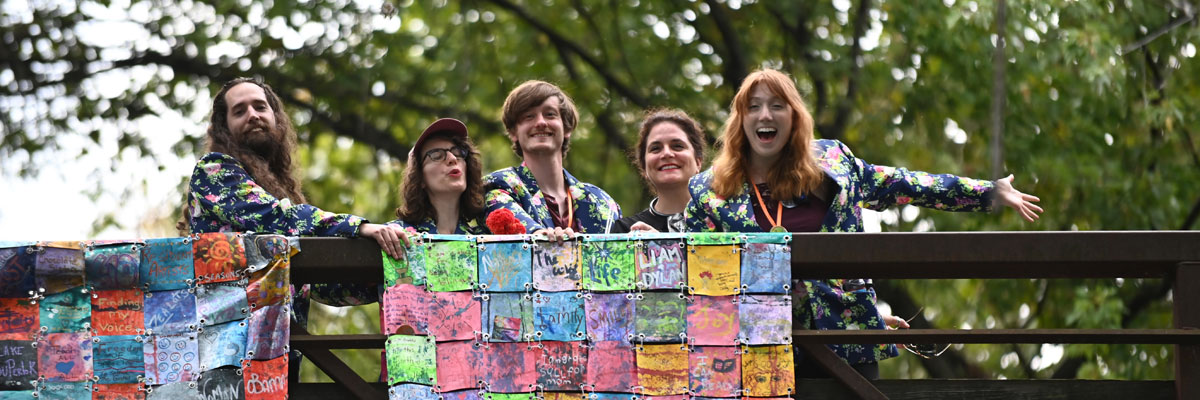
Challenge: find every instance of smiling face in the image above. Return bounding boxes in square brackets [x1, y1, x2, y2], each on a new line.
[420, 137, 467, 198]
[224, 82, 278, 152]
[741, 84, 794, 164]
[510, 96, 569, 157]
[643, 121, 702, 188]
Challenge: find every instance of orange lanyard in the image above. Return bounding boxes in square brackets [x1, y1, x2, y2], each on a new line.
[751, 183, 786, 233]
[564, 191, 574, 228]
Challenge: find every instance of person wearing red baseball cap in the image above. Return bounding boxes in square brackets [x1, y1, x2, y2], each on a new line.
[389, 118, 487, 235]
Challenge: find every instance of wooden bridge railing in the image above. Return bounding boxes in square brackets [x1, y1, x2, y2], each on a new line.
[289, 231, 1200, 400]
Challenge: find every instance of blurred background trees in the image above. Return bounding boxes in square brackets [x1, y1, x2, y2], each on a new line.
[3, 0, 1197, 381]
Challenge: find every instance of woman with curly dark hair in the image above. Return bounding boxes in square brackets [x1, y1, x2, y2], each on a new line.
[389, 118, 488, 235]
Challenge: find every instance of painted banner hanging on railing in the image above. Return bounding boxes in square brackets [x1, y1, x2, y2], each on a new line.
[0, 233, 294, 400]
[380, 232, 795, 400]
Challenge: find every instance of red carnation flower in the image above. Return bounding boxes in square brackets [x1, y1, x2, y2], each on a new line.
[486, 208, 527, 235]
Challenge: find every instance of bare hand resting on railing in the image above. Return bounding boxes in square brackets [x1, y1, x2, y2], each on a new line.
[359, 223, 412, 259]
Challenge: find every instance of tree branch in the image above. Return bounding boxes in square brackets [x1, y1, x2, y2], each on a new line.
[826, 0, 874, 141]
[484, 0, 648, 108]
[1119, 11, 1197, 55]
[702, 0, 749, 89]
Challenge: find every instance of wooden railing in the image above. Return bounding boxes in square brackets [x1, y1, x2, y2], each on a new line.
[288, 231, 1200, 400]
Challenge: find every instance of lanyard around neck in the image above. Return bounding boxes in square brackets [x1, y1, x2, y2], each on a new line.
[751, 183, 785, 232]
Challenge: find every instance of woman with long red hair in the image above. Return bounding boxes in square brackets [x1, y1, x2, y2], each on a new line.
[686, 69, 1042, 377]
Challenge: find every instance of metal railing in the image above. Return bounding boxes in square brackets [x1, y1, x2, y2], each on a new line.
[288, 231, 1200, 399]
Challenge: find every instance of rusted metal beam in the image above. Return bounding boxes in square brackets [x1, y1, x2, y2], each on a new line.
[1175, 262, 1200, 400]
[792, 329, 1200, 344]
[797, 342, 888, 400]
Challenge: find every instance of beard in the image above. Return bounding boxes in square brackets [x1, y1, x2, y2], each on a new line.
[238, 124, 282, 158]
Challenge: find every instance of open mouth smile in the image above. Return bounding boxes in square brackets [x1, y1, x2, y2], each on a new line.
[755, 128, 778, 141]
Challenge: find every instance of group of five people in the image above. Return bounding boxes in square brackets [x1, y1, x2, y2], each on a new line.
[183, 69, 1042, 379]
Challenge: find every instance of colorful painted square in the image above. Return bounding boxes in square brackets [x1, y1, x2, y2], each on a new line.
[193, 232, 246, 285]
[382, 284, 431, 335]
[532, 292, 585, 341]
[483, 342, 536, 393]
[40, 286, 90, 333]
[581, 241, 635, 291]
[634, 292, 686, 343]
[144, 289, 197, 335]
[427, 291, 481, 342]
[383, 244, 426, 287]
[738, 295, 792, 345]
[387, 383, 438, 399]
[485, 393, 533, 400]
[37, 381, 92, 399]
[94, 335, 143, 384]
[740, 243, 790, 294]
[438, 389, 483, 400]
[198, 367, 244, 399]
[637, 239, 686, 290]
[686, 295, 738, 346]
[242, 355, 287, 400]
[741, 345, 794, 397]
[245, 305, 288, 360]
[38, 332, 92, 382]
[425, 241, 477, 292]
[584, 341, 635, 392]
[198, 319, 247, 370]
[434, 340, 484, 392]
[385, 334, 436, 386]
[0, 340, 37, 389]
[687, 245, 740, 296]
[686, 233, 744, 246]
[584, 293, 633, 343]
[530, 241, 580, 292]
[144, 381, 195, 399]
[140, 238, 193, 291]
[85, 244, 141, 290]
[541, 393, 586, 400]
[535, 341, 586, 391]
[92, 383, 145, 400]
[0, 298, 37, 340]
[243, 234, 288, 273]
[484, 293, 532, 342]
[247, 267, 287, 312]
[635, 344, 688, 396]
[196, 284, 248, 326]
[143, 333, 198, 385]
[688, 346, 740, 397]
[0, 247, 35, 298]
[479, 242, 532, 292]
[35, 245, 85, 295]
[92, 289, 144, 336]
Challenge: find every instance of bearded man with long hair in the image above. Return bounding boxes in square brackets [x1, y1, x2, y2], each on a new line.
[183, 77, 407, 378]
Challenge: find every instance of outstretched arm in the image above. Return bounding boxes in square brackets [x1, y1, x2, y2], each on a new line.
[992, 174, 1043, 222]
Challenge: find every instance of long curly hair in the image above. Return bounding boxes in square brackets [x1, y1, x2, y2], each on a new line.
[395, 132, 486, 224]
[205, 77, 307, 203]
[632, 108, 707, 191]
[711, 69, 822, 200]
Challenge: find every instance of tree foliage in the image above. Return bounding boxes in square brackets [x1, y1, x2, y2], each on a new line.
[3, 0, 1198, 380]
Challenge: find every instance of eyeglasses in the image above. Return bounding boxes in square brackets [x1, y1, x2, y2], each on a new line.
[901, 307, 952, 359]
[422, 146, 468, 163]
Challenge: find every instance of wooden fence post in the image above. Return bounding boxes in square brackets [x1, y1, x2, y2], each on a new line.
[1176, 262, 1199, 400]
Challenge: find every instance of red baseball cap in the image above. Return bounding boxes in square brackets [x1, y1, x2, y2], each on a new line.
[409, 118, 469, 161]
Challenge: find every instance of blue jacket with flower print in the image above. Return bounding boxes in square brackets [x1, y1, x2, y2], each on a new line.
[187, 152, 365, 237]
[686, 139, 995, 364]
[483, 164, 622, 234]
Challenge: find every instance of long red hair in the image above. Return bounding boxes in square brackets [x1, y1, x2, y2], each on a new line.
[711, 69, 823, 200]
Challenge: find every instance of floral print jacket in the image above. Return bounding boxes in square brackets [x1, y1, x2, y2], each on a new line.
[483, 164, 622, 234]
[686, 139, 995, 364]
[188, 152, 365, 237]
[188, 152, 375, 307]
[386, 216, 486, 235]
